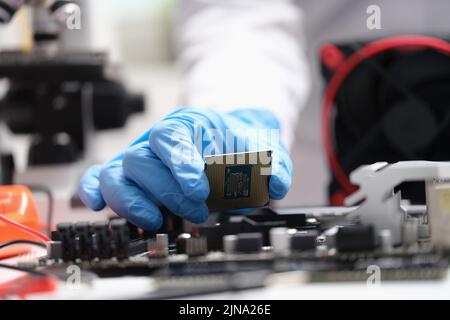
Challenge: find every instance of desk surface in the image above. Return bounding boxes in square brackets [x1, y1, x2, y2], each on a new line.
[1, 248, 449, 300]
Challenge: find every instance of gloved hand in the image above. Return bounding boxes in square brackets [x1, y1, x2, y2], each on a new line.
[78, 107, 293, 230]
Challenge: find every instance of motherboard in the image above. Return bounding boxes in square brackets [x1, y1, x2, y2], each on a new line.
[14, 160, 450, 299]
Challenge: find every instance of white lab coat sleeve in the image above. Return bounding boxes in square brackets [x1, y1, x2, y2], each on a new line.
[175, 0, 311, 149]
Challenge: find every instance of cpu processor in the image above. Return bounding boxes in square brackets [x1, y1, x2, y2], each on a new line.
[204, 150, 272, 212]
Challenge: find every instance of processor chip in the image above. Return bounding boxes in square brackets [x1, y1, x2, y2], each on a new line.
[205, 150, 271, 212]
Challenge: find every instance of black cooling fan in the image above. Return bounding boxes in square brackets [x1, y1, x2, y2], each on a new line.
[319, 35, 450, 204]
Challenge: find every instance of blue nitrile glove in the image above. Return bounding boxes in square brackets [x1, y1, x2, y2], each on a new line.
[78, 107, 293, 230]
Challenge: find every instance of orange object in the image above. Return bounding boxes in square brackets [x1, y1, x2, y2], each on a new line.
[0, 185, 43, 259]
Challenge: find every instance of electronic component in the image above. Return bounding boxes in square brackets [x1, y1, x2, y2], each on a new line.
[110, 219, 130, 260]
[205, 150, 271, 212]
[56, 223, 76, 261]
[198, 208, 307, 251]
[223, 235, 238, 254]
[426, 179, 450, 249]
[379, 229, 393, 254]
[403, 218, 419, 246]
[185, 237, 207, 257]
[92, 221, 112, 259]
[74, 222, 93, 261]
[290, 230, 318, 252]
[269, 227, 290, 256]
[335, 225, 376, 252]
[322, 226, 340, 249]
[418, 223, 430, 240]
[235, 233, 263, 253]
[175, 233, 191, 254]
[156, 234, 169, 253]
[149, 234, 169, 257]
[52, 219, 149, 262]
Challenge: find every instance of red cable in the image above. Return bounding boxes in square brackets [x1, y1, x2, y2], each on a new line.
[321, 35, 450, 196]
[0, 215, 50, 242]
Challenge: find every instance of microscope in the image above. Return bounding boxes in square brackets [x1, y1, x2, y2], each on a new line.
[0, 0, 146, 225]
[0, 0, 145, 184]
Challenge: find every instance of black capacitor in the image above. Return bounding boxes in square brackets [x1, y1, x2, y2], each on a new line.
[335, 225, 376, 252]
[56, 222, 76, 262]
[290, 230, 319, 251]
[92, 220, 112, 259]
[110, 219, 130, 259]
[74, 222, 93, 261]
[235, 233, 263, 253]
